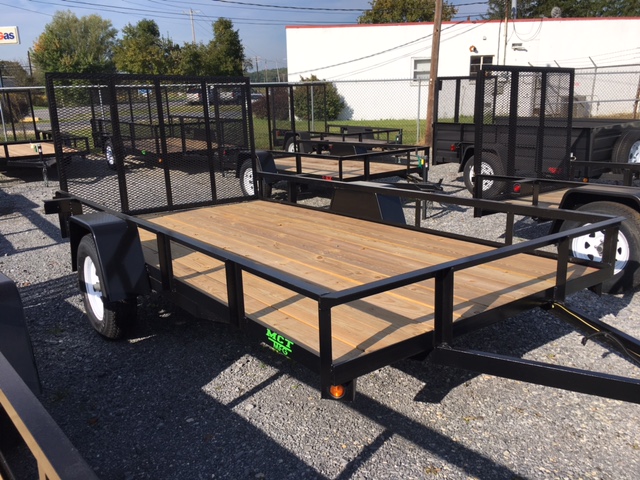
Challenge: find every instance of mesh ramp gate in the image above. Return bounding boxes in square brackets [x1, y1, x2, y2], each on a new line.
[46, 73, 254, 214]
[474, 66, 574, 198]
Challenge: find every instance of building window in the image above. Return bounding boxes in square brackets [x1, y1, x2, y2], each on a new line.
[470, 55, 494, 76]
[412, 58, 430, 81]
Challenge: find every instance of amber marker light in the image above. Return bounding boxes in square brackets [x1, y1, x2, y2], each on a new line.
[329, 384, 346, 399]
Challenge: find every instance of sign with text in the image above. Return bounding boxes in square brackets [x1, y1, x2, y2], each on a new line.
[0, 27, 20, 45]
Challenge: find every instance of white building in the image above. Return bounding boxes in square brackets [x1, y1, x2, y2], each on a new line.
[285, 17, 640, 121]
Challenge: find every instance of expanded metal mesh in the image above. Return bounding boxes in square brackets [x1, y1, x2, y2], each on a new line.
[251, 79, 428, 149]
[250, 83, 326, 150]
[0, 88, 49, 142]
[45, 73, 254, 214]
[473, 66, 573, 198]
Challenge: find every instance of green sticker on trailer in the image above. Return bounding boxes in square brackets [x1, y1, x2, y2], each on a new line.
[266, 329, 294, 356]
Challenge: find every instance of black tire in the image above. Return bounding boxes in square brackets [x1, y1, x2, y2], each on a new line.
[463, 152, 505, 199]
[560, 201, 640, 294]
[77, 235, 137, 339]
[284, 137, 297, 153]
[105, 139, 117, 170]
[239, 159, 271, 197]
[612, 129, 640, 169]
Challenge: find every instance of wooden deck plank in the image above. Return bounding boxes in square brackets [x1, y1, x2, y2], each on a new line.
[274, 155, 413, 178]
[0, 141, 79, 159]
[139, 229, 389, 361]
[167, 202, 580, 294]
[137, 202, 598, 362]
[127, 137, 214, 155]
[139, 229, 436, 349]
[506, 189, 568, 209]
[147, 204, 591, 307]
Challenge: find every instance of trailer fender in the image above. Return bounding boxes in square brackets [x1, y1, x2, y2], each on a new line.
[237, 150, 276, 176]
[550, 185, 640, 233]
[69, 213, 150, 302]
[457, 144, 475, 173]
[0, 273, 41, 396]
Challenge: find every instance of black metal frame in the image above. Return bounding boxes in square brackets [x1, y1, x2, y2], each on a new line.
[267, 144, 427, 189]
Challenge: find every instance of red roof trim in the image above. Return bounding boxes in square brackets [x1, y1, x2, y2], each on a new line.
[286, 17, 640, 30]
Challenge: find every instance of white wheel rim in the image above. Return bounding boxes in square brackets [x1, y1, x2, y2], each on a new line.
[242, 166, 254, 195]
[83, 255, 104, 321]
[469, 161, 495, 191]
[106, 145, 115, 167]
[570, 227, 629, 274]
[628, 140, 640, 164]
[287, 141, 297, 153]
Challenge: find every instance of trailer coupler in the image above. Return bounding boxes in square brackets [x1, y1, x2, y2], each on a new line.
[543, 301, 640, 367]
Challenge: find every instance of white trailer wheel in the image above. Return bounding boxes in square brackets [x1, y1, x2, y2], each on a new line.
[77, 235, 136, 339]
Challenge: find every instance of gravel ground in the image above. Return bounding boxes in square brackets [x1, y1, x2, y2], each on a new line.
[1, 163, 639, 480]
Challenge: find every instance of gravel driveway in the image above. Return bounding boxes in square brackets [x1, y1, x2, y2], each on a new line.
[1, 163, 639, 479]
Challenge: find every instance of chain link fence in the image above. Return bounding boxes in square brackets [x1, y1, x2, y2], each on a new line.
[437, 64, 640, 123]
[2, 64, 640, 153]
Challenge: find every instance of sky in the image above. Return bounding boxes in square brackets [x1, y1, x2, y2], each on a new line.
[0, 0, 489, 72]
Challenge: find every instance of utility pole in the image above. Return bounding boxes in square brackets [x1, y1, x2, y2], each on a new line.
[503, 1, 510, 64]
[184, 9, 198, 43]
[424, 0, 442, 149]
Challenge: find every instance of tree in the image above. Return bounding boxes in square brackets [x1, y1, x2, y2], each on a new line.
[484, 0, 640, 20]
[358, 0, 458, 23]
[207, 18, 246, 76]
[293, 75, 345, 121]
[176, 43, 205, 76]
[0, 61, 33, 87]
[113, 19, 180, 74]
[174, 18, 246, 76]
[31, 10, 117, 73]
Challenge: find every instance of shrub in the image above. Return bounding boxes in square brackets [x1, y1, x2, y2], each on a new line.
[293, 75, 345, 121]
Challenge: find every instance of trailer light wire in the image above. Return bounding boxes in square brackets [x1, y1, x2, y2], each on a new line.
[551, 302, 640, 367]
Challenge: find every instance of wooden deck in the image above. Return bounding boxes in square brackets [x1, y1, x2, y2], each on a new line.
[274, 155, 415, 180]
[126, 137, 213, 155]
[506, 188, 568, 209]
[0, 141, 80, 160]
[138, 201, 596, 363]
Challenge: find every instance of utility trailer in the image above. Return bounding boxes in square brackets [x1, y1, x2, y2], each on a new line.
[432, 71, 640, 193]
[252, 82, 404, 153]
[0, 88, 89, 178]
[463, 65, 640, 294]
[245, 82, 426, 196]
[44, 72, 640, 404]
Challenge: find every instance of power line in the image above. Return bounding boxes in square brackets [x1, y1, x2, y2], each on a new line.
[288, 19, 488, 77]
[210, 0, 366, 12]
